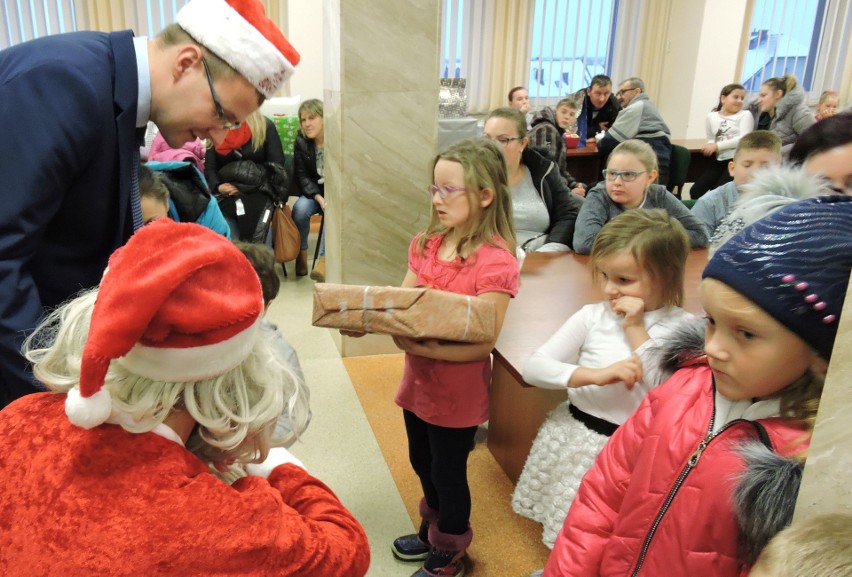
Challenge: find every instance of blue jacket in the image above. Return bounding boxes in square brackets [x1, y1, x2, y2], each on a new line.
[146, 161, 231, 238]
[0, 31, 138, 405]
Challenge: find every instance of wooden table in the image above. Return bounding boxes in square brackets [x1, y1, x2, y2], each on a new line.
[487, 250, 708, 484]
[563, 138, 712, 190]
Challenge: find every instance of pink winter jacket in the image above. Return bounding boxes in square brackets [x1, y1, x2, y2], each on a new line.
[544, 363, 808, 577]
[148, 132, 206, 173]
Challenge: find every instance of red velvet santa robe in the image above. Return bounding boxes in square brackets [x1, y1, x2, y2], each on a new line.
[0, 393, 370, 576]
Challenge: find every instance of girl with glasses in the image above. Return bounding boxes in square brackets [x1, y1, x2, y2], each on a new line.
[343, 139, 519, 577]
[573, 139, 707, 254]
[484, 107, 583, 254]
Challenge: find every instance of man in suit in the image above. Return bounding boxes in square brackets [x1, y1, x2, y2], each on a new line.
[0, 0, 299, 407]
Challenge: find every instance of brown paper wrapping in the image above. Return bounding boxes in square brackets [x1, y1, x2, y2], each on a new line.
[312, 283, 496, 343]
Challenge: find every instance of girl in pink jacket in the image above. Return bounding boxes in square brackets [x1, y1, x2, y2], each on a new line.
[545, 195, 852, 576]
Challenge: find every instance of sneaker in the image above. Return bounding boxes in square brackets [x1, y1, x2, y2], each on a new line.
[410, 548, 465, 577]
[392, 533, 431, 561]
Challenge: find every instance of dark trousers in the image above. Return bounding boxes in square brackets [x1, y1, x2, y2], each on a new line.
[403, 409, 477, 535]
[690, 158, 733, 199]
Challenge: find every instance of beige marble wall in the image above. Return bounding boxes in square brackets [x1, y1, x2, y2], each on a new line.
[323, 0, 441, 356]
[794, 275, 852, 519]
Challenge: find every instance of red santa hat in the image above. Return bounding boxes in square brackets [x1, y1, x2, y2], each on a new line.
[176, 0, 300, 97]
[66, 220, 264, 429]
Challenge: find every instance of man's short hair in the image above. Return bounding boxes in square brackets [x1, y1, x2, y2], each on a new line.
[589, 75, 612, 90]
[622, 77, 645, 92]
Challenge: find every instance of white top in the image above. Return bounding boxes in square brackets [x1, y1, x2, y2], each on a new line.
[705, 109, 754, 161]
[713, 391, 781, 434]
[523, 302, 695, 424]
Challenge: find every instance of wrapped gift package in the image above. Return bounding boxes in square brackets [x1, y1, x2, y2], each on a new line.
[312, 283, 496, 343]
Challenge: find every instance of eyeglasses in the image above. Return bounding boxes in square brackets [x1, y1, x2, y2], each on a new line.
[485, 135, 523, 146]
[616, 87, 639, 98]
[602, 169, 647, 182]
[427, 185, 466, 199]
[201, 57, 242, 130]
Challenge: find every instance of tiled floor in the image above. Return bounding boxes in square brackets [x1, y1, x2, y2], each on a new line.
[265, 262, 415, 576]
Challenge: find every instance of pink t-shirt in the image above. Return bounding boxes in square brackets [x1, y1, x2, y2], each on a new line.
[395, 234, 519, 427]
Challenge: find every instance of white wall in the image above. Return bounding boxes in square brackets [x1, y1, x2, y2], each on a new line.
[285, 1, 325, 100]
[657, 0, 748, 139]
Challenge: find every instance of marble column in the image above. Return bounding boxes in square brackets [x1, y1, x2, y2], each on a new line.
[794, 275, 852, 519]
[323, 0, 441, 356]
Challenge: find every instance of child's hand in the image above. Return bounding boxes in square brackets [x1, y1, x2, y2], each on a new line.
[340, 329, 366, 338]
[612, 296, 646, 329]
[392, 335, 440, 356]
[597, 355, 643, 389]
[702, 142, 718, 156]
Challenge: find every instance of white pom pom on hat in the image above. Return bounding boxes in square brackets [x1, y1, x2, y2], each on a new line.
[176, 0, 300, 97]
[67, 220, 264, 429]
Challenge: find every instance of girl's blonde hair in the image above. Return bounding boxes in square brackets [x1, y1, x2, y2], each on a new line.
[417, 138, 517, 257]
[590, 209, 689, 307]
[23, 289, 310, 478]
[780, 370, 824, 434]
[246, 110, 267, 153]
[298, 98, 324, 137]
[609, 139, 659, 174]
[817, 89, 838, 106]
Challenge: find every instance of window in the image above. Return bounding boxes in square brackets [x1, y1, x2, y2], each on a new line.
[740, 0, 825, 91]
[2, 0, 78, 49]
[528, 0, 618, 99]
[440, 0, 618, 112]
[2, 0, 196, 50]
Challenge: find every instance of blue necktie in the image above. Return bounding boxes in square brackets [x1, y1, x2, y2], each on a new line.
[130, 137, 144, 232]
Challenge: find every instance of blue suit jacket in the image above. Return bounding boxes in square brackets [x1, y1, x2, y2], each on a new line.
[0, 31, 138, 405]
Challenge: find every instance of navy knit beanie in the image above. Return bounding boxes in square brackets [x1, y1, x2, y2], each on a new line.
[703, 195, 852, 360]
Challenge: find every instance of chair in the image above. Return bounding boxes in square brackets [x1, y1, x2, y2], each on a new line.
[667, 144, 690, 198]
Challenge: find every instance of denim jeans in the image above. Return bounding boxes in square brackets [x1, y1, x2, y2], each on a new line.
[292, 196, 325, 256]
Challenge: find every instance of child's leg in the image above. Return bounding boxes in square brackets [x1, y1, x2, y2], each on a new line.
[404, 409, 440, 510]
[393, 410, 440, 562]
[425, 422, 477, 536]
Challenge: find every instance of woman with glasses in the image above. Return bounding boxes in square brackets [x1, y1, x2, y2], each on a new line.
[573, 140, 707, 255]
[205, 110, 287, 244]
[484, 107, 583, 253]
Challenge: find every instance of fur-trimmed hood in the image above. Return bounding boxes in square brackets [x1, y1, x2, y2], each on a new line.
[710, 166, 833, 254]
[734, 441, 804, 565]
[654, 317, 707, 373]
[530, 105, 562, 132]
